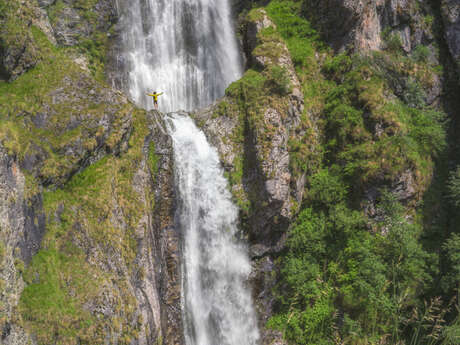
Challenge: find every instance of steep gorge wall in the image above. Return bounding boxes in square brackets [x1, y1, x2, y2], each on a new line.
[0, 0, 182, 344]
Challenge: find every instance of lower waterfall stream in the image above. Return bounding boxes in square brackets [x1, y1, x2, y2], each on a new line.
[165, 114, 260, 345]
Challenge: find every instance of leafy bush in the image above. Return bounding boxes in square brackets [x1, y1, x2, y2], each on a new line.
[322, 55, 446, 186]
[412, 45, 431, 63]
[447, 167, 460, 208]
[266, 0, 319, 72]
[270, 167, 435, 343]
[267, 65, 291, 95]
[322, 53, 353, 81]
[402, 78, 426, 108]
[0, 0, 7, 19]
[442, 233, 460, 292]
[382, 28, 403, 53]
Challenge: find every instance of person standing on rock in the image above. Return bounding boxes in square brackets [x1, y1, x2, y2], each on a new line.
[147, 91, 163, 110]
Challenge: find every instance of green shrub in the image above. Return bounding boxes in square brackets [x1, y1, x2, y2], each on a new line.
[402, 78, 426, 107]
[266, 65, 291, 95]
[382, 28, 403, 53]
[442, 233, 460, 292]
[266, 0, 319, 72]
[226, 69, 266, 102]
[412, 45, 431, 63]
[424, 15, 434, 27]
[0, 0, 7, 19]
[447, 166, 460, 208]
[322, 53, 353, 81]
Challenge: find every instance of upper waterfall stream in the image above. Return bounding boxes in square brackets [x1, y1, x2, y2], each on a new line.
[116, 0, 243, 112]
[115, 0, 260, 343]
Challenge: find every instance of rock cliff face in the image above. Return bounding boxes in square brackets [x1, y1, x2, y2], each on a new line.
[0, 0, 181, 343]
[0, 146, 39, 345]
[302, 0, 433, 53]
[195, 9, 311, 249]
[302, 0, 460, 85]
[442, 0, 460, 74]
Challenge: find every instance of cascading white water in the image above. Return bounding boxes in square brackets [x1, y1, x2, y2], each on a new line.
[166, 114, 259, 345]
[115, 0, 259, 342]
[115, 0, 243, 112]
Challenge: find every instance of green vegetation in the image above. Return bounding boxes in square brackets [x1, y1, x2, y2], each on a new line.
[242, 1, 459, 344]
[0, 21, 132, 186]
[265, 0, 328, 178]
[20, 248, 100, 344]
[381, 28, 404, 53]
[46, 0, 112, 79]
[412, 45, 431, 63]
[269, 176, 435, 344]
[1, 0, 459, 344]
[19, 109, 150, 345]
[323, 53, 446, 192]
[0, 3, 154, 343]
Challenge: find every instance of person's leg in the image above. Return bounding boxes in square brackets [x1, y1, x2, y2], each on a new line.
[154, 101, 158, 110]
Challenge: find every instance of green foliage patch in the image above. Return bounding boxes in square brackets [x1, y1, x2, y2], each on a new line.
[323, 53, 446, 193]
[259, 1, 453, 344]
[20, 247, 99, 344]
[46, 0, 111, 79]
[20, 110, 150, 345]
[0, 24, 132, 186]
[271, 169, 439, 343]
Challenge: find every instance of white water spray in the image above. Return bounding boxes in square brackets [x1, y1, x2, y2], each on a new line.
[115, 0, 243, 112]
[166, 114, 259, 345]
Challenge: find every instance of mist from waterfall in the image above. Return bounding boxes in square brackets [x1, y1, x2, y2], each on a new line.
[166, 114, 259, 345]
[114, 0, 243, 112]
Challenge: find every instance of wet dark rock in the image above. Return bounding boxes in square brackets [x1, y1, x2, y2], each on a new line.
[147, 111, 184, 345]
[441, 0, 460, 73]
[392, 169, 417, 201]
[37, 0, 56, 7]
[0, 145, 40, 345]
[0, 35, 39, 82]
[250, 256, 287, 345]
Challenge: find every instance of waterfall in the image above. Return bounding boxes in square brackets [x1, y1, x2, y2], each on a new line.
[115, 0, 243, 112]
[165, 114, 259, 345]
[115, 0, 259, 343]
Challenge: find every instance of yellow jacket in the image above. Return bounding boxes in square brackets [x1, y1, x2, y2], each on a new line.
[147, 92, 163, 102]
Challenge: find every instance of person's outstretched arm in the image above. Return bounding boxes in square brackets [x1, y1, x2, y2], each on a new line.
[147, 93, 154, 97]
[159, 92, 163, 96]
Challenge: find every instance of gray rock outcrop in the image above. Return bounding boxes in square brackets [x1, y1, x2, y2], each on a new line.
[303, 0, 436, 53]
[0, 145, 41, 345]
[42, 0, 117, 47]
